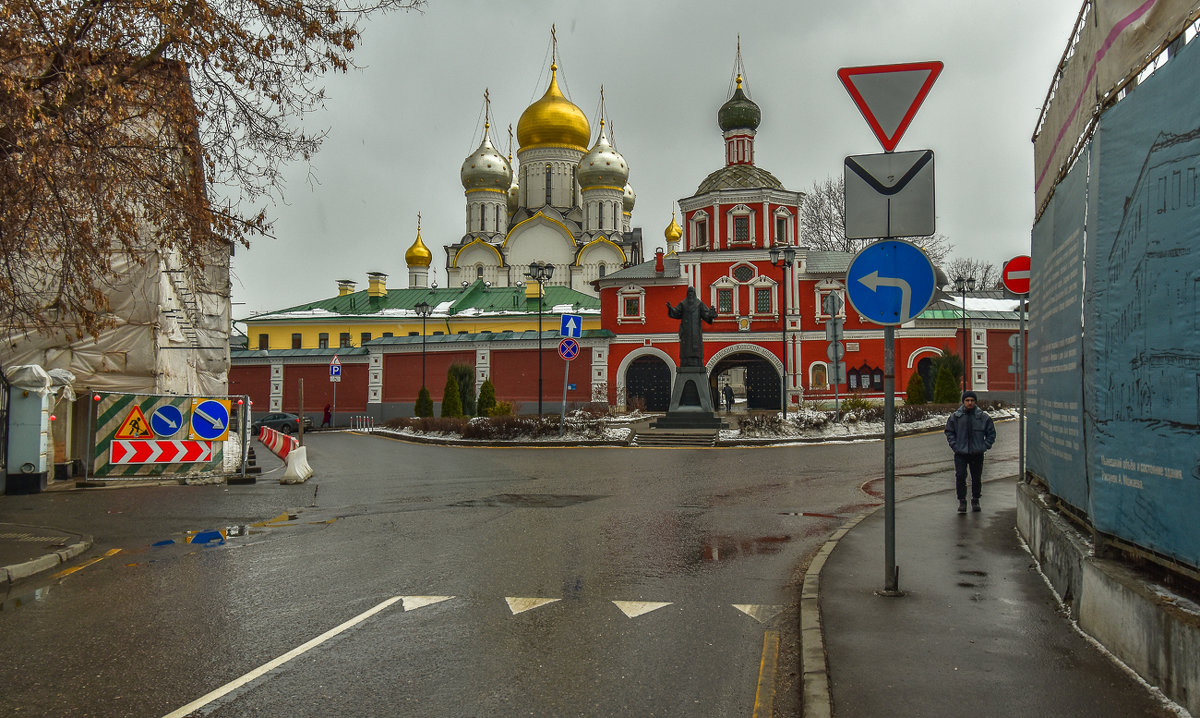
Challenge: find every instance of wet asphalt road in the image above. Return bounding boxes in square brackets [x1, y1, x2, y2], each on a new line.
[0, 425, 1019, 717]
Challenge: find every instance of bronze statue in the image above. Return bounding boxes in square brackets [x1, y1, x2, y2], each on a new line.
[667, 287, 717, 367]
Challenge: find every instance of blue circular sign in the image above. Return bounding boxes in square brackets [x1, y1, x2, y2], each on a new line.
[190, 399, 230, 440]
[150, 405, 184, 438]
[845, 240, 937, 326]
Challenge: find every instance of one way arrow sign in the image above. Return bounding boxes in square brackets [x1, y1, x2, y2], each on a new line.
[559, 314, 583, 338]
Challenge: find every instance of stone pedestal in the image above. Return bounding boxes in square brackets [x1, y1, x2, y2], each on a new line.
[651, 366, 728, 430]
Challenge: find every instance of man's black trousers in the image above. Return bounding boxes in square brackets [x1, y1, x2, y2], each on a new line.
[954, 452, 984, 501]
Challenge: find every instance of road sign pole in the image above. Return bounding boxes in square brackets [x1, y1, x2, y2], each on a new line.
[560, 357, 570, 437]
[298, 378, 304, 444]
[1019, 299, 1026, 483]
[880, 326, 902, 596]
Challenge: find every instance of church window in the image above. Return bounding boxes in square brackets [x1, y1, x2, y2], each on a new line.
[696, 221, 707, 248]
[734, 216, 750, 243]
[717, 288, 733, 314]
[318, 333, 329, 349]
[479, 208, 485, 231]
[495, 205, 501, 230]
[476, 265, 484, 279]
[776, 217, 787, 243]
[291, 333, 302, 349]
[756, 287, 772, 313]
[732, 265, 754, 283]
[545, 164, 553, 205]
[624, 297, 640, 317]
[598, 264, 606, 278]
[612, 203, 619, 230]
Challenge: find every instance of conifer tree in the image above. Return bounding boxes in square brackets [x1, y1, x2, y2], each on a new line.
[905, 372, 927, 405]
[477, 378, 497, 417]
[933, 365, 961, 404]
[415, 387, 433, 418]
[450, 364, 476, 416]
[441, 372, 463, 417]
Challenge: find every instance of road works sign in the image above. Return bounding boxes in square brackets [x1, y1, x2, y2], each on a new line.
[1002, 255, 1032, 295]
[838, 61, 943, 152]
[115, 407, 154, 439]
[845, 240, 937, 326]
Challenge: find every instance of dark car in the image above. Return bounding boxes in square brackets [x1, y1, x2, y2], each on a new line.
[251, 412, 312, 435]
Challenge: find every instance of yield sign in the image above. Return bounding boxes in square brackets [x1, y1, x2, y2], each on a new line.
[1002, 255, 1032, 295]
[838, 61, 943, 152]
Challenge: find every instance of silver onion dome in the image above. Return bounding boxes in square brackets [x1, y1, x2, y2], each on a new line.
[460, 128, 513, 191]
[622, 183, 636, 213]
[577, 122, 629, 189]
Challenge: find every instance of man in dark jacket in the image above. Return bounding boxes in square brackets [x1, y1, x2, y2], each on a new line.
[945, 391, 996, 513]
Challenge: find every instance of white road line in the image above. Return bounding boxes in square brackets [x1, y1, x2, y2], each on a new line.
[505, 597, 560, 615]
[401, 595, 455, 611]
[733, 604, 784, 624]
[162, 595, 403, 718]
[612, 600, 673, 618]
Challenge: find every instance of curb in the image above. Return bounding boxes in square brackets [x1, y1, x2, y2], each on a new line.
[1, 535, 93, 585]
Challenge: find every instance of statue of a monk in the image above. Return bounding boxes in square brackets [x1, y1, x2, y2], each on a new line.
[666, 287, 717, 367]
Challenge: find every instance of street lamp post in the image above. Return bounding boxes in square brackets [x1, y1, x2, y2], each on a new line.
[414, 300, 432, 397]
[527, 261, 555, 416]
[769, 245, 797, 419]
[954, 276, 976, 393]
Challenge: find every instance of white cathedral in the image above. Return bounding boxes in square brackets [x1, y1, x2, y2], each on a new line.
[403, 60, 644, 296]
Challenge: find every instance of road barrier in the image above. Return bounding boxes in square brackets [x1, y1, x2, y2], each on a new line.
[350, 416, 376, 431]
[258, 426, 297, 460]
[258, 427, 312, 483]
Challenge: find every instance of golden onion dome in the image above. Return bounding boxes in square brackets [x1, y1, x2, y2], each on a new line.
[664, 209, 682, 242]
[516, 64, 591, 152]
[404, 227, 432, 268]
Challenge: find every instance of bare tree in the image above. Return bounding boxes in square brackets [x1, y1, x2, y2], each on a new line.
[945, 257, 1000, 289]
[800, 174, 952, 266]
[1, 0, 425, 338]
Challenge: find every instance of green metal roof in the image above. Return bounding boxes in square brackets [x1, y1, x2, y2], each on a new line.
[240, 280, 600, 324]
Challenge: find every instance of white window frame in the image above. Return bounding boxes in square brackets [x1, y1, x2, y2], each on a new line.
[814, 280, 847, 322]
[749, 276, 778, 317]
[727, 204, 755, 246]
[773, 207, 793, 245]
[809, 362, 830, 390]
[711, 277, 738, 317]
[618, 285, 646, 325]
[689, 210, 710, 252]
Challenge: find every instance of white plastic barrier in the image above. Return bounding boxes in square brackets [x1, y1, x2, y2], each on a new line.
[280, 446, 313, 484]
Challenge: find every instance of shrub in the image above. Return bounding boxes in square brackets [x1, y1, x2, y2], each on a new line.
[450, 363, 476, 416]
[791, 408, 833, 431]
[414, 387, 433, 418]
[626, 395, 647, 413]
[904, 372, 926, 405]
[461, 415, 557, 440]
[476, 378, 497, 417]
[489, 400, 514, 417]
[441, 373, 462, 417]
[933, 365, 961, 404]
[739, 413, 783, 436]
[840, 393, 874, 412]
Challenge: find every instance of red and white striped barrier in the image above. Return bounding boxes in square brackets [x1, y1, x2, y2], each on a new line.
[258, 426, 298, 460]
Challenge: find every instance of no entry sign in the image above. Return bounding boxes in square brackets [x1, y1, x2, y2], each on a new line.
[1002, 255, 1032, 295]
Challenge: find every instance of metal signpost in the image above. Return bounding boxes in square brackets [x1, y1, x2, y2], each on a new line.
[840, 59, 942, 597]
[557, 338, 579, 437]
[846, 240, 938, 596]
[1002, 256, 1031, 484]
[330, 355, 340, 429]
[823, 292, 846, 419]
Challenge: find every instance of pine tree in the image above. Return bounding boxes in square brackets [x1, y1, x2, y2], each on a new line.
[450, 364, 476, 416]
[477, 378, 497, 417]
[905, 372, 927, 405]
[441, 372, 463, 417]
[933, 365, 961, 404]
[415, 387, 433, 418]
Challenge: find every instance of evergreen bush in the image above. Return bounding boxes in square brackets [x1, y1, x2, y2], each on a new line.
[450, 363, 476, 416]
[441, 372, 463, 417]
[477, 378, 497, 417]
[415, 387, 433, 418]
[904, 372, 927, 405]
[933, 365, 961, 404]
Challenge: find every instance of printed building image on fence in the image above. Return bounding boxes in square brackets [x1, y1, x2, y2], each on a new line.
[1029, 21, 1200, 572]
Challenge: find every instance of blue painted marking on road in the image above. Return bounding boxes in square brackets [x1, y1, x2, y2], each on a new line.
[845, 239, 936, 326]
[150, 405, 184, 438]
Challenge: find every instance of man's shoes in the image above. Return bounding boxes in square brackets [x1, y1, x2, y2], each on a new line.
[958, 500, 967, 514]
[971, 499, 981, 512]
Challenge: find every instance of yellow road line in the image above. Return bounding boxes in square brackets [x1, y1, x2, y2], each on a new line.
[753, 630, 780, 718]
[54, 548, 123, 578]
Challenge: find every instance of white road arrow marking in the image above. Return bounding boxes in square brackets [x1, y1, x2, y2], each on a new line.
[194, 405, 224, 430]
[733, 604, 785, 624]
[612, 601, 672, 618]
[858, 270, 913, 322]
[505, 597, 560, 615]
[401, 596, 455, 612]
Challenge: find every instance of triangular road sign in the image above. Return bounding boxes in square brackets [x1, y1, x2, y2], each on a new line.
[115, 406, 154, 439]
[838, 61, 943, 152]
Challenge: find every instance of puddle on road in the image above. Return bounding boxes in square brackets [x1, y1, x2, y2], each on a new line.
[701, 534, 792, 562]
[448, 493, 606, 509]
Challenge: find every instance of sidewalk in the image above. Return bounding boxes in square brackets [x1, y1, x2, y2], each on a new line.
[0, 522, 92, 585]
[807, 478, 1180, 717]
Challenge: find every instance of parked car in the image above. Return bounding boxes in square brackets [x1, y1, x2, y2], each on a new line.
[251, 412, 312, 435]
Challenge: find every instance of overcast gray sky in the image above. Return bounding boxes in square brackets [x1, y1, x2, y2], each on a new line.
[230, 0, 1080, 318]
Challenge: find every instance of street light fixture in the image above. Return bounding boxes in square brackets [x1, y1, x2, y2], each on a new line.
[414, 300, 432, 393]
[953, 276, 976, 393]
[769, 245, 797, 419]
[527, 261, 555, 416]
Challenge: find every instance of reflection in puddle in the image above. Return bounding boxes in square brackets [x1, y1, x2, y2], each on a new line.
[0, 584, 51, 612]
[702, 535, 792, 562]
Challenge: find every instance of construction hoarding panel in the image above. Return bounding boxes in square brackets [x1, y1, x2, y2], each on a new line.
[91, 393, 223, 479]
[1084, 36, 1200, 570]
